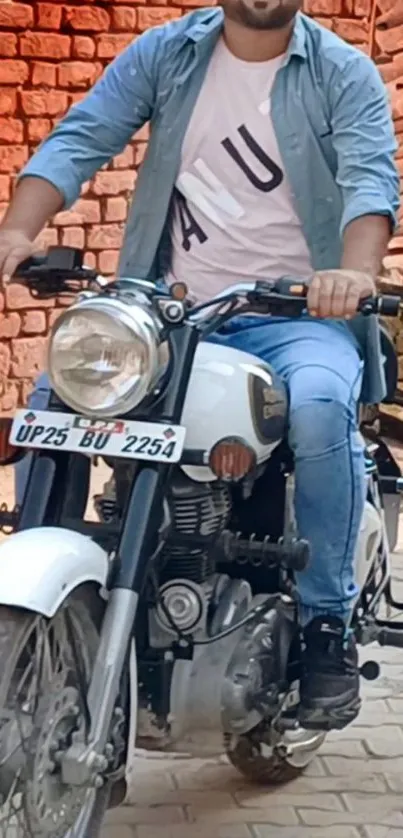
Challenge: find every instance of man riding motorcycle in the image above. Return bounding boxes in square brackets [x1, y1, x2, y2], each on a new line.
[0, 0, 399, 732]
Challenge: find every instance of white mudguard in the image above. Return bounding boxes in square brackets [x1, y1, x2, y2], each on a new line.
[0, 527, 108, 617]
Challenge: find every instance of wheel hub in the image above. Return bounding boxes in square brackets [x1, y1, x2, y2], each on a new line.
[27, 686, 91, 838]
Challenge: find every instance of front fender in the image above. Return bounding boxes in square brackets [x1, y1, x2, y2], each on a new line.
[0, 527, 108, 617]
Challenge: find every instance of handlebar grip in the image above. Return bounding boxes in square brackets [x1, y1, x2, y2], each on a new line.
[14, 246, 86, 279]
[358, 295, 401, 317]
[377, 295, 401, 317]
[15, 253, 47, 277]
[270, 281, 401, 318]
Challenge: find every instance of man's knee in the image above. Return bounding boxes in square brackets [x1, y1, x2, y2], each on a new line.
[29, 372, 51, 410]
[288, 368, 357, 460]
[14, 372, 51, 506]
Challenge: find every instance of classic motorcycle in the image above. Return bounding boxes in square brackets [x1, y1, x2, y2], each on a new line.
[1, 244, 403, 837]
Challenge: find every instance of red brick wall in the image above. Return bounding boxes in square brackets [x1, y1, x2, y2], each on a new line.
[0, 0, 403, 414]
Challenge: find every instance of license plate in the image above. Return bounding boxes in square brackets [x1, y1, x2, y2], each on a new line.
[9, 409, 186, 464]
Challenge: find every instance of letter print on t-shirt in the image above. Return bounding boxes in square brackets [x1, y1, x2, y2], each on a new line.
[168, 38, 313, 303]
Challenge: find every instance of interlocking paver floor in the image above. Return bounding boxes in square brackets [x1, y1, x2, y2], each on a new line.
[100, 623, 403, 838]
[3, 447, 403, 837]
[103, 438, 403, 838]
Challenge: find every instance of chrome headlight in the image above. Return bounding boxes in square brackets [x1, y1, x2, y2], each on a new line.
[48, 297, 168, 417]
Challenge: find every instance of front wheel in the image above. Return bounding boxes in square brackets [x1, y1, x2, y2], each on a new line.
[0, 590, 112, 837]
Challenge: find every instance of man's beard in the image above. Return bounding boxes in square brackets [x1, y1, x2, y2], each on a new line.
[223, 0, 297, 30]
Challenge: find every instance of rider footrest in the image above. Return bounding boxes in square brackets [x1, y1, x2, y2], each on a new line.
[220, 531, 310, 572]
[298, 695, 362, 732]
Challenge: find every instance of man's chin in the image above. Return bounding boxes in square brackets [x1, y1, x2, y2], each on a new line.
[224, 0, 298, 30]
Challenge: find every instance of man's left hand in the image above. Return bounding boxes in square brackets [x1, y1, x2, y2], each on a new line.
[307, 269, 376, 320]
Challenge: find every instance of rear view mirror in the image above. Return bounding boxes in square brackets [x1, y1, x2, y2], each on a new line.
[0, 418, 26, 466]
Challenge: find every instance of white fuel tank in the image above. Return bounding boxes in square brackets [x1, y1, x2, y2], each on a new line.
[181, 342, 288, 482]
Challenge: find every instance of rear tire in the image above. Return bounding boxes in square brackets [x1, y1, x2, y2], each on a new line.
[225, 724, 326, 785]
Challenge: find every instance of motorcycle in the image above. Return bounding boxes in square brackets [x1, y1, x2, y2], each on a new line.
[0, 244, 403, 837]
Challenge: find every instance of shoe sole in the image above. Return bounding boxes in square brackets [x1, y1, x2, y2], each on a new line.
[298, 695, 361, 732]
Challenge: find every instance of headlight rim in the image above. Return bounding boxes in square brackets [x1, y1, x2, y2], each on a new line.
[47, 295, 164, 417]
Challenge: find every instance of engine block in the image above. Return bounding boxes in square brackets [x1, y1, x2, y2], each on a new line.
[139, 581, 294, 756]
[160, 471, 231, 584]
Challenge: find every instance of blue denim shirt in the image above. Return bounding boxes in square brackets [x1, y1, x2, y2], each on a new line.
[21, 8, 400, 402]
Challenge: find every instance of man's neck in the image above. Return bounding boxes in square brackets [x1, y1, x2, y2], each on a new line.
[223, 17, 295, 61]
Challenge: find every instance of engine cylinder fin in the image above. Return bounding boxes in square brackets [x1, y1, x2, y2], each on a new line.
[162, 476, 231, 585]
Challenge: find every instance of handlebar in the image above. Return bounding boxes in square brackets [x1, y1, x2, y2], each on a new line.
[250, 278, 402, 318]
[189, 276, 403, 321]
[12, 246, 403, 320]
[16, 247, 97, 281]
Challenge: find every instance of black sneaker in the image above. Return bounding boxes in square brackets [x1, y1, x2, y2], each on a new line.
[298, 615, 361, 731]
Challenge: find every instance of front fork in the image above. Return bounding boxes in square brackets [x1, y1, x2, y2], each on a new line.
[60, 322, 200, 786]
[61, 465, 166, 785]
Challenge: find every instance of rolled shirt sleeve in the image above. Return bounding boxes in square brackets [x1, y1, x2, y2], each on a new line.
[19, 29, 159, 208]
[330, 55, 400, 235]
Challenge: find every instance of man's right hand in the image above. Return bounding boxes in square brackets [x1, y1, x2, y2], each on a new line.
[0, 229, 36, 287]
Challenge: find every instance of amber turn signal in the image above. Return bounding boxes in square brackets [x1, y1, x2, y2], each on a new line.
[170, 281, 188, 301]
[0, 418, 25, 466]
[209, 437, 256, 482]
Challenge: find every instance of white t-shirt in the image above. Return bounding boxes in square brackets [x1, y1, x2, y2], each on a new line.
[167, 37, 313, 302]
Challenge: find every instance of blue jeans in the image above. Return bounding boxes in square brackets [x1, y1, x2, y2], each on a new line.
[14, 372, 50, 509]
[209, 317, 365, 625]
[15, 318, 365, 625]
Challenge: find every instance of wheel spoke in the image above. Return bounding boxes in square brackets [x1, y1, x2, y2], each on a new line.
[0, 601, 98, 837]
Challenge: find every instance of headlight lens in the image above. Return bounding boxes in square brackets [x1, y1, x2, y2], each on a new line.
[48, 297, 167, 417]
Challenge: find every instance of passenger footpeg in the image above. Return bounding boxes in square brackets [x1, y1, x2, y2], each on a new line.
[357, 618, 403, 649]
[376, 627, 403, 648]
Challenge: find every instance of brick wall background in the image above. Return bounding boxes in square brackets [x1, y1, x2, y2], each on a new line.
[0, 0, 403, 414]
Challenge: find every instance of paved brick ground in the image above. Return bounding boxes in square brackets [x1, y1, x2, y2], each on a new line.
[99, 599, 403, 838]
[3, 447, 403, 837]
[103, 440, 403, 838]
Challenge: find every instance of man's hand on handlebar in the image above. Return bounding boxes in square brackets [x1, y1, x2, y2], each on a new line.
[308, 269, 376, 319]
[0, 229, 36, 287]
[0, 244, 394, 321]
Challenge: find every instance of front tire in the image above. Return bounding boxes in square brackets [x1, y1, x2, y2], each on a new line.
[0, 589, 111, 837]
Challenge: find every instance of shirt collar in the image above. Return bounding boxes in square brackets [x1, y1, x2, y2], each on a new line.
[286, 12, 307, 61]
